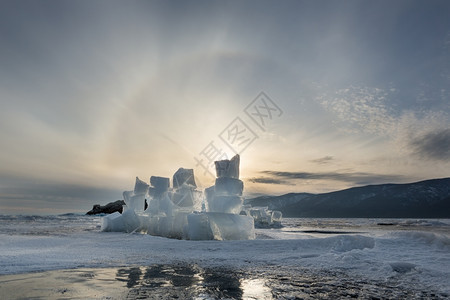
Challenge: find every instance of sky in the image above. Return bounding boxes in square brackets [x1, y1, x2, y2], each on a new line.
[0, 0, 449, 214]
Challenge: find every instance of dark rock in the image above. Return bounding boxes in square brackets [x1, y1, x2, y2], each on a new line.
[86, 200, 126, 215]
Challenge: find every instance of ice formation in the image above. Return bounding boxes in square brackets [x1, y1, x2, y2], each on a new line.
[101, 155, 255, 240]
[240, 205, 283, 228]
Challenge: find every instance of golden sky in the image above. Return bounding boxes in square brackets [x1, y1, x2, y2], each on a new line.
[0, 1, 449, 214]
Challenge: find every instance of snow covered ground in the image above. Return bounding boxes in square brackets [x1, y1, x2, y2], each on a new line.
[0, 215, 449, 297]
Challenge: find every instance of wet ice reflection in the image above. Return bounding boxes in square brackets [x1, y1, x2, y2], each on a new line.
[241, 278, 272, 300]
[1, 264, 446, 299]
[115, 264, 272, 299]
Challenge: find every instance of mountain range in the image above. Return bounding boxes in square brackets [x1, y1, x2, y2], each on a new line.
[245, 178, 450, 218]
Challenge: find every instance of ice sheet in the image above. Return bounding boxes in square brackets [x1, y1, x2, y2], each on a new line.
[1, 216, 449, 294]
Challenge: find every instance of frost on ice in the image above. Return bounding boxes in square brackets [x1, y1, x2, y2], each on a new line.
[101, 154, 279, 240]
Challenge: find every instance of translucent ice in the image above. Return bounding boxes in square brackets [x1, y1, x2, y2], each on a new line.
[134, 177, 149, 195]
[145, 212, 189, 239]
[101, 155, 256, 241]
[170, 212, 189, 239]
[173, 168, 196, 188]
[215, 154, 239, 178]
[208, 213, 255, 240]
[101, 212, 125, 232]
[122, 209, 141, 233]
[241, 206, 283, 228]
[123, 191, 133, 203]
[207, 195, 244, 214]
[272, 211, 283, 222]
[215, 177, 243, 196]
[187, 212, 255, 240]
[186, 213, 212, 240]
[159, 193, 174, 217]
[171, 185, 202, 210]
[204, 186, 215, 201]
[128, 194, 146, 212]
[150, 176, 170, 194]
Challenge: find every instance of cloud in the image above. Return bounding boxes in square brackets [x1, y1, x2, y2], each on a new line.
[0, 178, 122, 214]
[247, 177, 291, 185]
[258, 170, 406, 186]
[309, 156, 334, 165]
[316, 86, 395, 135]
[317, 85, 450, 165]
[394, 111, 450, 161]
[411, 128, 450, 160]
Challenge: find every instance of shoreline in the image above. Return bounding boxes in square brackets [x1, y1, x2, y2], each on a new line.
[1, 264, 448, 299]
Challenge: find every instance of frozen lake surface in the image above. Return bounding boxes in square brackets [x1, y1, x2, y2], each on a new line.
[0, 214, 449, 298]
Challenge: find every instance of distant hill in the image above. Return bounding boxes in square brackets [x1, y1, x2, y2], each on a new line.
[245, 178, 450, 218]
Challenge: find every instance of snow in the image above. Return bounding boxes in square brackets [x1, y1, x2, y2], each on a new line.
[0, 216, 449, 294]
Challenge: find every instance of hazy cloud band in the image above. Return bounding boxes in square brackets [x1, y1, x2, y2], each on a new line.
[253, 170, 406, 186]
